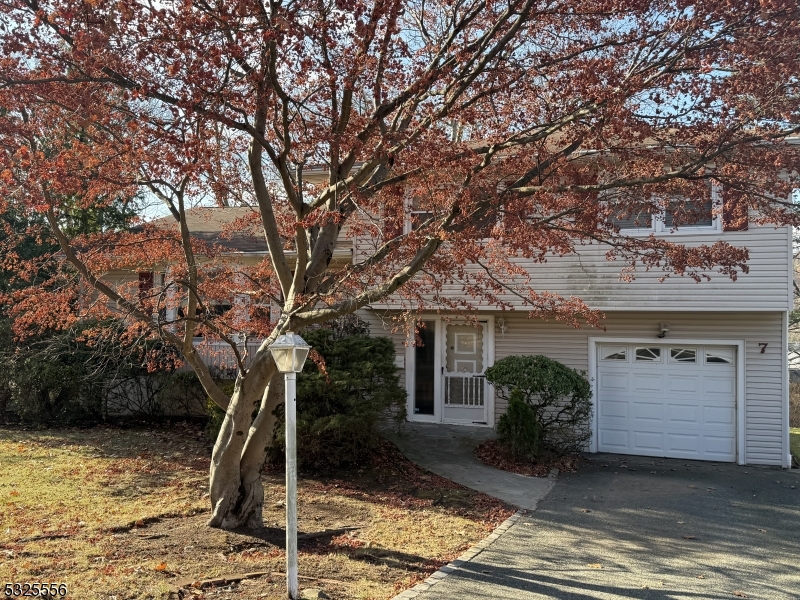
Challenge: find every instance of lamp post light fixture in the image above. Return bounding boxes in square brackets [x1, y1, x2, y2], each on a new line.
[268, 331, 311, 600]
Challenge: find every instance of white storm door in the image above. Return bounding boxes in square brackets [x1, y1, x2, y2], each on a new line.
[441, 322, 488, 424]
[596, 343, 737, 462]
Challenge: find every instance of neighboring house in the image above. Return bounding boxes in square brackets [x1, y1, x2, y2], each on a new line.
[129, 183, 793, 469]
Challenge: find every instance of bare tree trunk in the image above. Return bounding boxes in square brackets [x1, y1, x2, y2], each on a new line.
[207, 362, 283, 530]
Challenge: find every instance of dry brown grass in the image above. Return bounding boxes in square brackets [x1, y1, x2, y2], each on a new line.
[0, 426, 512, 600]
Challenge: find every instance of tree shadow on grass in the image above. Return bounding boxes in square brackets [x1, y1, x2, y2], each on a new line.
[224, 524, 438, 573]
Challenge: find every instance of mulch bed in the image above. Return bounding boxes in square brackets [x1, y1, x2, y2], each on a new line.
[474, 439, 585, 476]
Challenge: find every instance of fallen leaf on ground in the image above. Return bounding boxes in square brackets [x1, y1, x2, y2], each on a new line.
[733, 592, 748, 598]
[154, 562, 167, 571]
[587, 564, 602, 569]
[683, 535, 696, 540]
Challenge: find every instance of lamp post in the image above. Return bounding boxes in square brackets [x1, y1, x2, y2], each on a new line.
[268, 331, 311, 600]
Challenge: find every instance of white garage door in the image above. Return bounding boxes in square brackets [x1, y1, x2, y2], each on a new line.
[597, 344, 737, 462]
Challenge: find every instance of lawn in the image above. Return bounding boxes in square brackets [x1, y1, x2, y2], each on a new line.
[0, 425, 512, 600]
[791, 428, 800, 464]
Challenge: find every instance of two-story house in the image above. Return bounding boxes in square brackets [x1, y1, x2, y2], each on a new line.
[352, 190, 793, 469]
[134, 173, 794, 469]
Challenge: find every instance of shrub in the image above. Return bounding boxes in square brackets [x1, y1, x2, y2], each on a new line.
[486, 354, 592, 455]
[496, 388, 541, 459]
[10, 355, 104, 426]
[2, 319, 188, 426]
[791, 382, 800, 428]
[268, 328, 407, 470]
[158, 371, 208, 417]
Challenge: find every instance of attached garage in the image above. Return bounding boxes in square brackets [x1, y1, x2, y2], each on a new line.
[593, 341, 742, 463]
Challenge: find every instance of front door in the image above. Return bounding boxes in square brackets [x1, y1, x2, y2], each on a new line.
[411, 320, 437, 420]
[442, 322, 489, 424]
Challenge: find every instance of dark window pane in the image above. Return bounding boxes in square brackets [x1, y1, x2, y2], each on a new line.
[609, 207, 655, 230]
[414, 321, 436, 415]
[664, 197, 713, 228]
[411, 211, 433, 231]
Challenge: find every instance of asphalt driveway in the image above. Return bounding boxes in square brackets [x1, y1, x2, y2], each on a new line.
[411, 454, 800, 599]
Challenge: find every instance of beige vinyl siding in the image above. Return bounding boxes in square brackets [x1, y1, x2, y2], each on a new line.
[492, 311, 786, 466]
[358, 309, 408, 380]
[365, 225, 792, 312]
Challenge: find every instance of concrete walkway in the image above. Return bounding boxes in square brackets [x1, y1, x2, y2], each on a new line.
[381, 422, 557, 510]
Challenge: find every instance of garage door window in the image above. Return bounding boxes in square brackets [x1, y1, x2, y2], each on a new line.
[669, 348, 697, 363]
[601, 346, 627, 361]
[705, 348, 734, 364]
[635, 347, 661, 361]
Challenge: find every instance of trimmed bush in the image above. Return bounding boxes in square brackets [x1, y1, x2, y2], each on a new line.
[495, 388, 541, 459]
[486, 354, 592, 455]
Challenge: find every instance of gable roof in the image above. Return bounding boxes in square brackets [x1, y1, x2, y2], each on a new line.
[148, 207, 267, 253]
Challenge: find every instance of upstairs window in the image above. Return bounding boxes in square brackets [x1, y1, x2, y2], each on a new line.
[609, 179, 722, 234]
[406, 195, 435, 233]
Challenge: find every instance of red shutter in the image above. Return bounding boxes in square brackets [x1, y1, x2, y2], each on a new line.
[722, 187, 748, 232]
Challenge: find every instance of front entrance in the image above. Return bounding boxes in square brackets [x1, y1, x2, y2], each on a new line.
[408, 318, 494, 426]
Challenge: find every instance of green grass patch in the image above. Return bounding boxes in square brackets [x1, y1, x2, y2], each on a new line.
[791, 428, 800, 464]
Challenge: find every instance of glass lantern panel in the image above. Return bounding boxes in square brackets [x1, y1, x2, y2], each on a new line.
[271, 347, 294, 373]
[292, 347, 310, 372]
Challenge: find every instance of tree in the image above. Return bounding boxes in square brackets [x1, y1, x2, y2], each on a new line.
[0, 0, 798, 530]
[0, 188, 139, 424]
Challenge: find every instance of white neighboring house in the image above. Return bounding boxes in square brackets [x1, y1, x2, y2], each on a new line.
[351, 184, 794, 469]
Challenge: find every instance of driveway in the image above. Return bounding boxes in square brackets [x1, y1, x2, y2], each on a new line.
[410, 454, 800, 599]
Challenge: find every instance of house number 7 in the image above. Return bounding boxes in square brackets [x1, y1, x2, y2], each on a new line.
[758, 343, 768, 353]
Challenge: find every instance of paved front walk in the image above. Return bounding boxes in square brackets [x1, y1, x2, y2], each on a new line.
[409, 453, 800, 599]
[381, 422, 557, 509]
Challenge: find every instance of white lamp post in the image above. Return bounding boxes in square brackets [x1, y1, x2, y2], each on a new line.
[268, 331, 311, 600]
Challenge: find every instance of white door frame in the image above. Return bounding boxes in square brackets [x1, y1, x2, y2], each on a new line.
[588, 337, 746, 465]
[405, 315, 495, 427]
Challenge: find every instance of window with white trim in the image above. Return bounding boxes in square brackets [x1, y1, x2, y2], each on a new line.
[609, 179, 722, 234]
[670, 348, 697, 363]
[600, 346, 628, 361]
[408, 195, 434, 232]
[635, 347, 661, 361]
[705, 348, 734, 364]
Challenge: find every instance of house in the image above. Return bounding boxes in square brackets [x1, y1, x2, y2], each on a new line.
[348, 187, 794, 469]
[131, 173, 794, 469]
